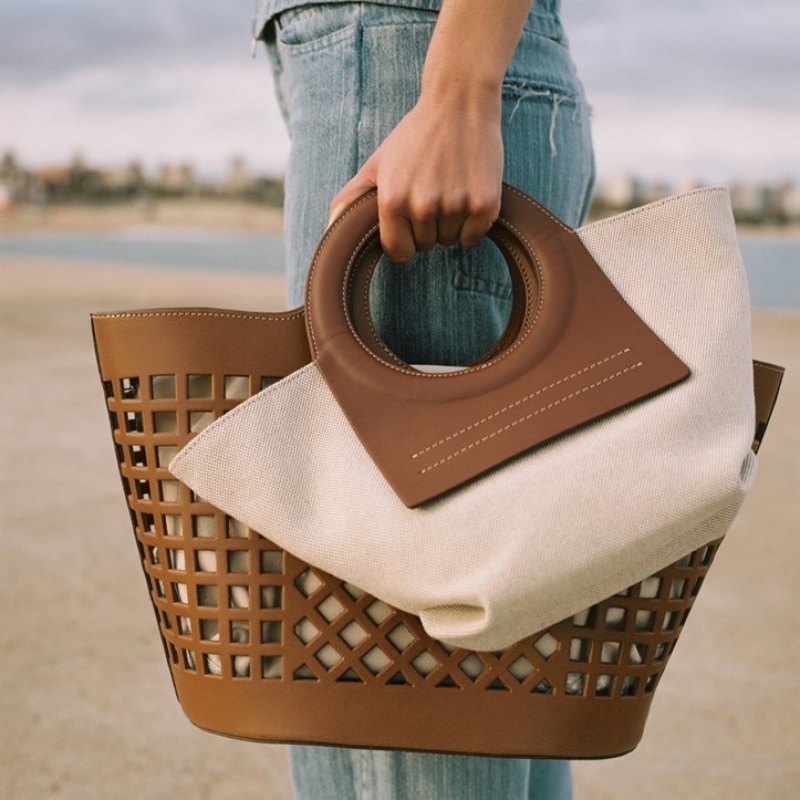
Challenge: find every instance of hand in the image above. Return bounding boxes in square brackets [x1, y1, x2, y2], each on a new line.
[328, 88, 504, 263]
[327, 0, 531, 262]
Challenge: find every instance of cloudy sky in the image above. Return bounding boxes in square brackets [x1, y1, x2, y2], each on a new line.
[1, 0, 798, 184]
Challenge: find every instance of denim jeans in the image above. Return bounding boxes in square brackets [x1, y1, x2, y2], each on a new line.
[259, 3, 593, 797]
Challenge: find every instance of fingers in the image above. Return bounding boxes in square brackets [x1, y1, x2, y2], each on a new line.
[380, 192, 435, 263]
[379, 206, 417, 263]
[436, 215, 464, 247]
[328, 168, 501, 262]
[458, 206, 498, 248]
[378, 191, 501, 263]
[460, 189, 503, 247]
[327, 164, 377, 227]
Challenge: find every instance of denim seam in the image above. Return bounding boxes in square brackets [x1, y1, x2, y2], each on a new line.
[356, 748, 372, 800]
[276, 19, 359, 55]
[354, 14, 367, 173]
[360, 17, 436, 32]
[451, 268, 514, 300]
[253, 1, 566, 44]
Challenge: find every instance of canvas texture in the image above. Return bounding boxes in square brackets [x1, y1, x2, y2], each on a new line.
[171, 188, 756, 651]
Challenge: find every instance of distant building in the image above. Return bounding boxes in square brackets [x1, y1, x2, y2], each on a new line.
[1, 148, 792, 224]
[156, 162, 197, 195]
[729, 183, 768, 223]
[0, 182, 12, 212]
[101, 161, 147, 195]
[1, 149, 35, 204]
[637, 181, 671, 205]
[223, 156, 254, 195]
[597, 173, 637, 208]
[776, 183, 800, 222]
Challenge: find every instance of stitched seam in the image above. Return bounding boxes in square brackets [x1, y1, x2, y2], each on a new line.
[357, 247, 407, 367]
[505, 185, 573, 232]
[495, 219, 542, 353]
[91, 310, 304, 321]
[577, 187, 727, 234]
[418, 361, 645, 475]
[331, 220, 378, 359]
[306, 191, 377, 358]
[753, 361, 783, 374]
[410, 348, 632, 459]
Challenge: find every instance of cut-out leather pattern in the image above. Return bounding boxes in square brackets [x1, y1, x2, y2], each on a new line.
[93, 308, 729, 758]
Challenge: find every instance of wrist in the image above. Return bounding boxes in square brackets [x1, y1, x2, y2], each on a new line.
[419, 70, 502, 118]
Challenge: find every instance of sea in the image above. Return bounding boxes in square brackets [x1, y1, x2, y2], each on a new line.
[1, 227, 799, 312]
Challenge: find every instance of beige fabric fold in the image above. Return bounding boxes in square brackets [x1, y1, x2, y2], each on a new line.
[171, 188, 756, 651]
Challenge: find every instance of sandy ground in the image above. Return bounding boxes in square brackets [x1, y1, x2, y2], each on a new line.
[1, 256, 798, 800]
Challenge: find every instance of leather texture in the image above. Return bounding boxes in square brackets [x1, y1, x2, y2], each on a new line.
[170, 186, 762, 651]
[752, 360, 785, 454]
[91, 304, 782, 758]
[306, 186, 690, 507]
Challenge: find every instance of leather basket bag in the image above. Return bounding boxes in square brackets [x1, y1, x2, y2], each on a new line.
[92, 185, 783, 758]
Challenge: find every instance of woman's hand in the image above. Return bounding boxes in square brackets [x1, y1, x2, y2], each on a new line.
[327, 0, 533, 262]
[328, 87, 503, 263]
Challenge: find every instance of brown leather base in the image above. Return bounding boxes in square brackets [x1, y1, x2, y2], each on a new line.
[174, 672, 649, 759]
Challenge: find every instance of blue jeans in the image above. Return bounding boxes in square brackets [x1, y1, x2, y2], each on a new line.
[260, 3, 593, 797]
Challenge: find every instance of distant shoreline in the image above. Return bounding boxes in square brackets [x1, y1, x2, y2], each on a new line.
[2, 199, 799, 239]
[0, 199, 284, 235]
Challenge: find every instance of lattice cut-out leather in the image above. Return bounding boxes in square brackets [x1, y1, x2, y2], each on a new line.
[94, 309, 731, 758]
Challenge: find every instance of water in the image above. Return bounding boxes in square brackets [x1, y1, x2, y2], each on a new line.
[738, 237, 800, 311]
[0, 228, 286, 277]
[1, 227, 799, 311]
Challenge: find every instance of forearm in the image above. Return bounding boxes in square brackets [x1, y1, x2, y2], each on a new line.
[422, 0, 534, 105]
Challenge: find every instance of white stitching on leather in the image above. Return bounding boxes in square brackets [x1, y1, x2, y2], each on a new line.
[356, 244, 407, 367]
[91, 310, 305, 321]
[752, 361, 783, 374]
[505, 185, 573, 232]
[306, 191, 377, 358]
[410, 348, 633, 459]
[418, 361, 644, 475]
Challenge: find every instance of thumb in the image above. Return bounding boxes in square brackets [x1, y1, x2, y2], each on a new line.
[327, 161, 378, 226]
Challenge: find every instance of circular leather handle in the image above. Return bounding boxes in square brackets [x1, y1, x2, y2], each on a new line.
[303, 183, 689, 507]
[306, 184, 578, 402]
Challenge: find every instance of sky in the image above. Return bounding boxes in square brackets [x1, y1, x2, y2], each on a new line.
[1, 0, 798, 184]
